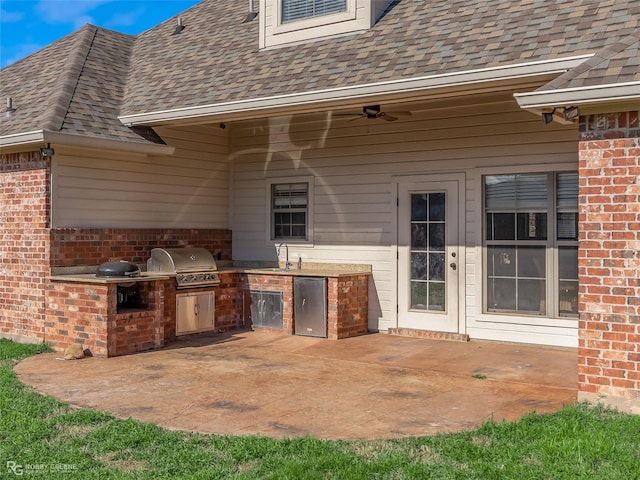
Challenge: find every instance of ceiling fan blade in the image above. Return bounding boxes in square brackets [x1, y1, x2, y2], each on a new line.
[388, 111, 412, 117]
[380, 113, 397, 121]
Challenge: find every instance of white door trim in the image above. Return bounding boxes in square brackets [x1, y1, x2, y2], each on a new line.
[391, 173, 466, 334]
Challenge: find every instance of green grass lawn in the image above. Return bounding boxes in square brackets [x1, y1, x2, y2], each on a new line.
[1, 339, 639, 479]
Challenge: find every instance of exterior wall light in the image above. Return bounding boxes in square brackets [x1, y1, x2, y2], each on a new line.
[40, 144, 55, 157]
[542, 108, 557, 124]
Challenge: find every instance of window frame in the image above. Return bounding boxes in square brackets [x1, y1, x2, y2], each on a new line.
[266, 176, 314, 245]
[280, 0, 348, 24]
[482, 171, 578, 320]
[272, 0, 357, 35]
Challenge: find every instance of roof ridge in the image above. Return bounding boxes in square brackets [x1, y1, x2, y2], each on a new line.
[538, 31, 640, 92]
[40, 24, 98, 132]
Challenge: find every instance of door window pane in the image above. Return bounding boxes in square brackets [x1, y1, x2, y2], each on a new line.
[428, 283, 445, 311]
[428, 193, 445, 221]
[411, 252, 427, 280]
[428, 223, 445, 250]
[411, 194, 427, 221]
[410, 192, 447, 312]
[428, 253, 445, 281]
[411, 224, 427, 249]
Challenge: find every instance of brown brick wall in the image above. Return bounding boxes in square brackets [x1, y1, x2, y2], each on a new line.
[215, 271, 240, 332]
[0, 151, 50, 343]
[44, 282, 111, 356]
[328, 275, 369, 339]
[50, 228, 232, 266]
[45, 280, 165, 357]
[578, 110, 640, 405]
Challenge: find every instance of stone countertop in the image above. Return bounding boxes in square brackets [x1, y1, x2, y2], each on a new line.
[233, 264, 372, 277]
[49, 272, 171, 284]
[49, 263, 371, 283]
[236, 268, 370, 277]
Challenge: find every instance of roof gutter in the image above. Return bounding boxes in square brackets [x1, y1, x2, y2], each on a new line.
[0, 130, 174, 155]
[0, 130, 46, 149]
[514, 81, 640, 109]
[118, 54, 593, 126]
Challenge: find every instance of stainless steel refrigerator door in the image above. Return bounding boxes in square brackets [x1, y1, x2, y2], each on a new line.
[294, 277, 327, 337]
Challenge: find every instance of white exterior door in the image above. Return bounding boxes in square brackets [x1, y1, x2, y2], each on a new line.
[398, 178, 462, 333]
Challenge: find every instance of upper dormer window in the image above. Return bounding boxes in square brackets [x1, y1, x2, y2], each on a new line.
[281, 0, 347, 23]
[259, 0, 393, 49]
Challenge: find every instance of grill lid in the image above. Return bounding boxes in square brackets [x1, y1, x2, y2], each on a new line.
[147, 248, 217, 273]
[96, 261, 141, 278]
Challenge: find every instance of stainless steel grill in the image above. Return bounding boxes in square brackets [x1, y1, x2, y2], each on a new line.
[147, 247, 220, 288]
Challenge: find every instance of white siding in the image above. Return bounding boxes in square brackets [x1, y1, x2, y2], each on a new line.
[51, 125, 229, 228]
[230, 91, 579, 346]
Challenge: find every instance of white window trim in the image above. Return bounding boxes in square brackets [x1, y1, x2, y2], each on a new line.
[275, 0, 356, 34]
[471, 163, 578, 329]
[265, 175, 315, 246]
[261, 0, 365, 48]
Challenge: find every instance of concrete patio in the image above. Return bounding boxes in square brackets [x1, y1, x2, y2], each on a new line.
[15, 331, 577, 440]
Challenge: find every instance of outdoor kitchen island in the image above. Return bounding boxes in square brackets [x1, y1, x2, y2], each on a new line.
[238, 264, 371, 340]
[46, 262, 370, 357]
[47, 271, 171, 358]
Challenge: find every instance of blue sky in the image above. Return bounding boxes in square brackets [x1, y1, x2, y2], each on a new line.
[1, 0, 201, 68]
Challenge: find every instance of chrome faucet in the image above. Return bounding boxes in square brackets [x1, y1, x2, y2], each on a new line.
[277, 242, 292, 270]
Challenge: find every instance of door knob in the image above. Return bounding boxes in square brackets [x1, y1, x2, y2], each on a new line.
[450, 263, 457, 270]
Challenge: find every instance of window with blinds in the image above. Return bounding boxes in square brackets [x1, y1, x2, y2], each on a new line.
[281, 0, 347, 23]
[484, 172, 578, 318]
[272, 183, 308, 240]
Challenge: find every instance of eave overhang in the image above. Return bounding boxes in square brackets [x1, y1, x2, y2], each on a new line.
[0, 130, 175, 155]
[118, 54, 593, 126]
[514, 81, 640, 109]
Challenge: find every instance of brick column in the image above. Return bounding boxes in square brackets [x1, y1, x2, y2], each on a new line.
[0, 152, 50, 343]
[578, 111, 640, 413]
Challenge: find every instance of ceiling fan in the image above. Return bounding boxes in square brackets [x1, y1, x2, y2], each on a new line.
[334, 104, 412, 122]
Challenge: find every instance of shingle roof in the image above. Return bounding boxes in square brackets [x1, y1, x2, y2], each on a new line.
[0, 24, 162, 145]
[535, 30, 640, 92]
[1, 0, 639, 143]
[121, 0, 640, 116]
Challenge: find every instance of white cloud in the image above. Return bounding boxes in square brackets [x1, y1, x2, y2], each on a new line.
[34, 0, 113, 25]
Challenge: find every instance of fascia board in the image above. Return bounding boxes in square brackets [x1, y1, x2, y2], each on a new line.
[119, 54, 593, 126]
[43, 131, 175, 155]
[514, 82, 640, 108]
[0, 130, 45, 149]
[0, 130, 175, 155]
